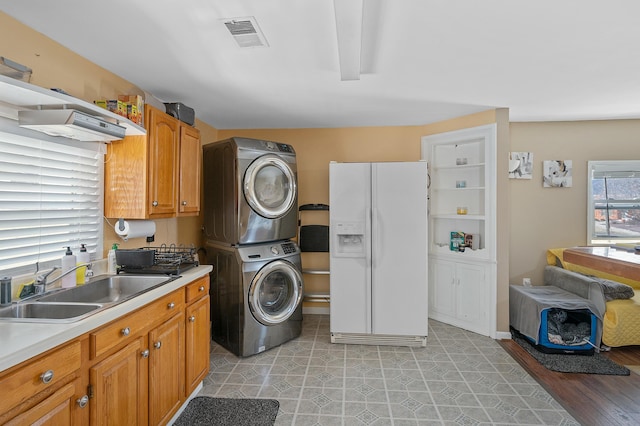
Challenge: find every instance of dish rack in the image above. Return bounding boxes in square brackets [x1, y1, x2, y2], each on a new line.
[147, 245, 198, 267]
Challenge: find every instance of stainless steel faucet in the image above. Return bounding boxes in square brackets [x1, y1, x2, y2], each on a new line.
[34, 263, 93, 294]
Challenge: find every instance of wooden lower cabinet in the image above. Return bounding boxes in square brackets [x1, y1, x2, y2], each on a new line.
[186, 295, 210, 395]
[149, 312, 185, 426]
[0, 276, 210, 426]
[5, 380, 82, 426]
[90, 338, 147, 426]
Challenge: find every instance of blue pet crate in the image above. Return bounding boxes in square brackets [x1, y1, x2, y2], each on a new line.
[525, 308, 597, 355]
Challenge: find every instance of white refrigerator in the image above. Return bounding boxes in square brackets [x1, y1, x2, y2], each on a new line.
[329, 161, 428, 346]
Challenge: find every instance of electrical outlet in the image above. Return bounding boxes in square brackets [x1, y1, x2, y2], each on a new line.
[523, 277, 532, 287]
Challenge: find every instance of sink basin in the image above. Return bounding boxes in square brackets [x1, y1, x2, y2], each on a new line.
[36, 275, 173, 304]
[0, 302, 102, 322]
[0, 274, 175, 323]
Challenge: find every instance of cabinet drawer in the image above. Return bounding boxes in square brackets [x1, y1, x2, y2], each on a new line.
[91, 289, 185, 359]
[0, 341, 80, 414]
[185, 275, 209, 304]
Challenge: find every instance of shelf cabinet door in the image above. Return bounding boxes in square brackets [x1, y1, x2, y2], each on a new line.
[147, 105, 179, 218]
[4, 380, 81, 426]
[456, 262, 488, 327]
[429, 258, 457, 318]
[178, 125, 201, 216]
[149, 312, 185, 426]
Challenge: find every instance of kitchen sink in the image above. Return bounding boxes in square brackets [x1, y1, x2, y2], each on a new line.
[0, 274, 175, 323]
[36, 275, 173, 304]
[0, 302, 102, 322]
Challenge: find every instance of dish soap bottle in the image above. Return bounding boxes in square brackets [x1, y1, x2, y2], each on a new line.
[76, 243, 90, 284]
[61, 247, 76, 288]
[108, 243, 118, 274]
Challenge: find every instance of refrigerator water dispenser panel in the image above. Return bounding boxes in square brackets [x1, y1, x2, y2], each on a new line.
[333, 222, 365, 257]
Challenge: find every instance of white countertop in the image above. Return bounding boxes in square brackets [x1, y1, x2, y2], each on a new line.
[0, 265, 212, 372]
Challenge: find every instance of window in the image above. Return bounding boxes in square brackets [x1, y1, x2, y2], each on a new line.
[0, 128, 104, 276]
[588, 160, 640, 245]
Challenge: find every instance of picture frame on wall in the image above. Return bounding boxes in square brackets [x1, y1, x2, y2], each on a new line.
[543, 160, 572, 187]
[509, 152, 533, 179]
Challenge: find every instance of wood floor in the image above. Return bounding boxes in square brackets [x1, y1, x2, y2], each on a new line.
[499, 340, 640, 425]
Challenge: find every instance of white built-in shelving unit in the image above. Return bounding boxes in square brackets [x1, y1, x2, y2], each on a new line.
[421, 124, 497, 336]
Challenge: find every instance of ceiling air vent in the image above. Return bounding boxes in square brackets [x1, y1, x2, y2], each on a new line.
[223, 17, 269, 48]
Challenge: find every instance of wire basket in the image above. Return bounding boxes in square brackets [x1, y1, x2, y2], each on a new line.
[144, 244, 197, 267]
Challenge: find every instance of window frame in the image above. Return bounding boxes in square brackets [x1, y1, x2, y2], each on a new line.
[587, 160, 640, 245]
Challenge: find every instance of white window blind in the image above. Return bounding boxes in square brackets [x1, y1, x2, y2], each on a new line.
[0, 130, 104, 275]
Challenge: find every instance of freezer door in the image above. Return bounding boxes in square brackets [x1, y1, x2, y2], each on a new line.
[371, 162, 428, 336]
[329, 162, 372, 334]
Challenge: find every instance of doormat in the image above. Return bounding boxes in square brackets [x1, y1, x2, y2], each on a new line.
[173, 396, 279, 426]
[626, 365, 640, 375]
[512, 331, 630, 376]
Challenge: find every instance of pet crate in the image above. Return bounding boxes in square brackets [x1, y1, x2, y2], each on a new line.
[524, 307, 597, 355]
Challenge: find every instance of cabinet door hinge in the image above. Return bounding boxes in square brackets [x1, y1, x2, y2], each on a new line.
[87, 384, 94, 399]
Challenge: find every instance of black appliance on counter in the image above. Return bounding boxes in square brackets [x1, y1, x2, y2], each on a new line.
[116, 245, 198, 275]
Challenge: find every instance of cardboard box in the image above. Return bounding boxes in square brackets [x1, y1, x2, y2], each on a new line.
[118, 94, 144, 125]
[450, 231, 465, 251]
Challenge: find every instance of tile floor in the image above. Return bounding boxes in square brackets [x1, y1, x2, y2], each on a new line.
[199, 315, 578, 425]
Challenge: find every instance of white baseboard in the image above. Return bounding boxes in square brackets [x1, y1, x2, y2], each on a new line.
[167, 382, 202, 425]
[495, 330, 512, 340]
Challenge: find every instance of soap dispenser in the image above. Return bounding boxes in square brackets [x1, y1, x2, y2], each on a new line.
[108, 243, 119, 274]
[76, 243, 90, 284]
[61, 246, 76, 288]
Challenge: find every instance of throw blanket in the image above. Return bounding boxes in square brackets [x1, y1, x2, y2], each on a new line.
[591, 276, 635, 301]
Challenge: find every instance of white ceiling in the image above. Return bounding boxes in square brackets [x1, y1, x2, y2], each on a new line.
[2, 0, 640, 130]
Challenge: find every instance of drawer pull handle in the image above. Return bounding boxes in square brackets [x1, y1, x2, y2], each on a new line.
[182, 201, 188, 206]
[198, 286, 205, 292]
[77, 395, 89, 409]
[141, 349, 150, 358]
[121, 327, 131, 336]
[40, 370, 54, 384]
[189, 315, 196, 322]
[152, 200, 159, 206]
[167, 302, 175, 309]
[154, 341, 162, 349]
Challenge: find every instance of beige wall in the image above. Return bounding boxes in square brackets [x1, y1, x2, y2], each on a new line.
[509, 120, 640, 286]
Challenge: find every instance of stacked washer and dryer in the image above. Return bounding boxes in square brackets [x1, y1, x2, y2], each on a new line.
[202, 137, 304, 357]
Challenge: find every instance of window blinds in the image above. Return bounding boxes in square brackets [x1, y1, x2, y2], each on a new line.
[0, 130, 104, 275]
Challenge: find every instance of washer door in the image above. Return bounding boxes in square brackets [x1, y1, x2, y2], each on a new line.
[243, 154, 297, 219]
[248, 259, 303, 326]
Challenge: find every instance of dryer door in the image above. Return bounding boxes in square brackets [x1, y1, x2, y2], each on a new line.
[248, 259, 303, 325]
[243, 154, 297, 219]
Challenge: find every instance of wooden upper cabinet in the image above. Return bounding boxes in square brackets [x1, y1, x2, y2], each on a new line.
[147, 106, 179, 218]
[104, 104, 201, 219]
[178, 125, 201, 216]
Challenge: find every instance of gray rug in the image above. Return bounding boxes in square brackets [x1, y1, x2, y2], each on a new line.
[174, 396, 279, 425]
[512, 331, 630, 375]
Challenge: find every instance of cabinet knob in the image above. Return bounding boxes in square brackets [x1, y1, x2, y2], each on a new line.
[189, 315, 196, 322]
[152, 200, 159, 207]
[141, 349, 150, 358]
[182, 200, 188, 206]
[198, 286, 205, 292]
[167, 302, 175, 309]
[40, 370, 54, 384]
[77, 395, 89, 409]
[154, 341, 162, 349]
[121, 327, 131, 336]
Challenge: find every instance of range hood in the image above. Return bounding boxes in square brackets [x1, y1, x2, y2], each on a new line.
[18, 109, 126, 142]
